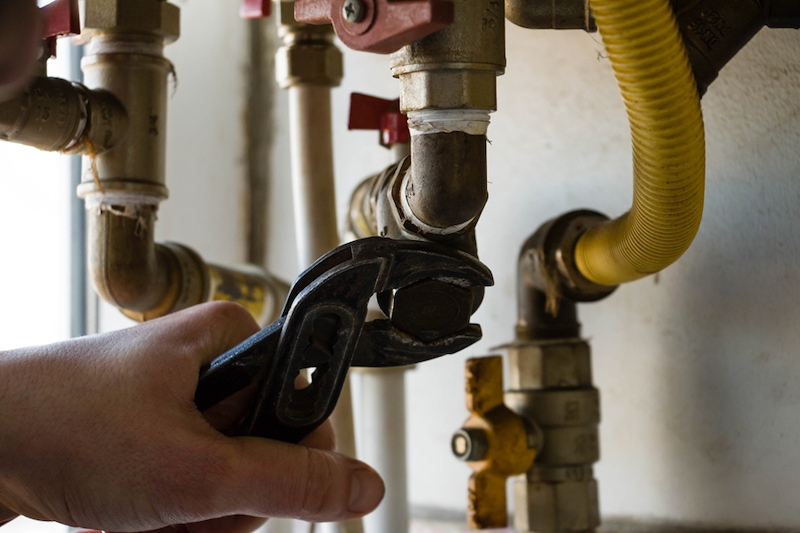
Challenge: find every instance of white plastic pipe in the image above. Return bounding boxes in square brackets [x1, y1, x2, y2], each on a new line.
[358, 367, 410, 533]
[288, 84, 362, 533]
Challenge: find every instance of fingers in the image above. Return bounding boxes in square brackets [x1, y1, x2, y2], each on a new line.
[87, 515, 267, 533]
[202, 438, 384, 523]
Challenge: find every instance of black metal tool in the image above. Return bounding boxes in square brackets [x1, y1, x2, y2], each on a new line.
[194, 237, 493, 444]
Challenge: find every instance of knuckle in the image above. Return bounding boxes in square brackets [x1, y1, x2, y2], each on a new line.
[300, 448, 344, 518]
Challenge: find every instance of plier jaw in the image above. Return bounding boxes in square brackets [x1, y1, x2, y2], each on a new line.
[195, 236, 493, 443]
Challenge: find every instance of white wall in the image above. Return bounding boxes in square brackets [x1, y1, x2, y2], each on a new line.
[264, 24, 800, 529]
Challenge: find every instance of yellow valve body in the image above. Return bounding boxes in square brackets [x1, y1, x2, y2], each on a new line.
[461, 356, 536, 529]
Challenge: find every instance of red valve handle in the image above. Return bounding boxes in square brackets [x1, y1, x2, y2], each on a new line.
[348, 93, 409, 147]
[241, 0, 271, 18]
[40, 0, 79, 58]
[41, 0, 79, 38]
[295, 0, 453, 54]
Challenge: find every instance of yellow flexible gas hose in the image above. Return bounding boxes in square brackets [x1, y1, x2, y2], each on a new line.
[574, 0, 706, 286]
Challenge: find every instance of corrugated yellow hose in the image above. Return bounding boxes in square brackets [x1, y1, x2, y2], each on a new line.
[574, 0, 706, 286]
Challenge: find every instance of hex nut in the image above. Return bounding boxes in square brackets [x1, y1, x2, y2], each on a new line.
[506, 339, 592, 390]
[390, 279, 474, 342]
[276, 43, 343, 88]
[396, 69, 498, 113]
[83, 0, 180, 42]
[514, 477, 600, 533]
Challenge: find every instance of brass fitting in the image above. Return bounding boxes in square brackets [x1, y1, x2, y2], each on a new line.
[390, 0, 505, 112]
[453, 356, 538, 529]
[82, 0, 180, 43]
[385, 0, 504, 236]
[276, 2, 343, 88]
[75, 0, 287, 325]
[0, 76, 127, 154]
[506, 0, 595, 31]
[519, 210, 617, 312]
[503, 338, 601, 533]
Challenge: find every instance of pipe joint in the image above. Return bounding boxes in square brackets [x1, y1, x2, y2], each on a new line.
[276, 6, 343, 89]
[520, 211, 617, 313]
[506, 0, 596, 31]
[0, 76, 127, 154]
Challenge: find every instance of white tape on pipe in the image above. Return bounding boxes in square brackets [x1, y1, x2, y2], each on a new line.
[406, 109, 491, 136]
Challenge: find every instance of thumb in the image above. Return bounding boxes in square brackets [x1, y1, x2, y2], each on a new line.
[203, 437, 385, 523]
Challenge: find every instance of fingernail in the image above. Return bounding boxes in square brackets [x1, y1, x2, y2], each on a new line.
[348, 467, 385, 514]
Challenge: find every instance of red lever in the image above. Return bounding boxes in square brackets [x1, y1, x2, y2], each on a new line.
[349, 93, 409, 147]
[241, 0, 271, 18]
[295, 0, 453, 54]
[40, 0, 80, 58]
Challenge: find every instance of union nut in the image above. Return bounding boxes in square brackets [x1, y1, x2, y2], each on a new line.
[505, 339, 593, 390]
[83, 0, 180, 42]
[388, 279, 475, 342]
[514, 476, 600, 532]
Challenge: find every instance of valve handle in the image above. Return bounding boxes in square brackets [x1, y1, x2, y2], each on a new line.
[241, 0, 271, 18]
[348, 93, 409, 147]
[40, 0, 79, 58]
[295, 0, 453, 53]
[454, 356, 537, 529]
[41, 0, 79, 38]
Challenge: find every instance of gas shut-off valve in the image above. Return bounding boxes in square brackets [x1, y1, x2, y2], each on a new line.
[452, 356, 538, 529]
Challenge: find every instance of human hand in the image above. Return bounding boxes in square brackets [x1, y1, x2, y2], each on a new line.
[0, 301, 384, 532]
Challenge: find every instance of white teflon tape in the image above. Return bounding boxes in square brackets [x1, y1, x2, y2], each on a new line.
[406, 109, 491, 136]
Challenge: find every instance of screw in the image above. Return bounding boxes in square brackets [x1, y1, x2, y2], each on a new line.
[342, 0, 365, 23]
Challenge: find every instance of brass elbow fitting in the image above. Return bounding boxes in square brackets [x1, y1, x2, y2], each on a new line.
[0, 76, 127, 154]
[517, 210, 617, 311]
[76, 0, 288, 325]
[388, 0, 504, 236]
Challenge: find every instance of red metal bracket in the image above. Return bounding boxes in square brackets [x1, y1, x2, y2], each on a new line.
[295, 0, 453, 54]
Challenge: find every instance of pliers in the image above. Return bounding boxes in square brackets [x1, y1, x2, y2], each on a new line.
[194, 236, 493, 444]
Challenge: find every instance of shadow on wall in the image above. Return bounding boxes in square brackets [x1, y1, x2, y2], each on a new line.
[657, 29, 800, 527]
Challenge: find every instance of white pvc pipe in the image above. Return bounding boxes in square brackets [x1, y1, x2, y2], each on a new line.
[288, 84, 362, 533]
[359, 367, 410, 533]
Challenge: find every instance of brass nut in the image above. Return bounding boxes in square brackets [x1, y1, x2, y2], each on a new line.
[505, 388, 600, 427]
[506, 340, 592, 390]
[514, 477, 600, 533]
[83, 0, 180, 42]
[276, 43, 343, 88]
[397, 69, 497, 112]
